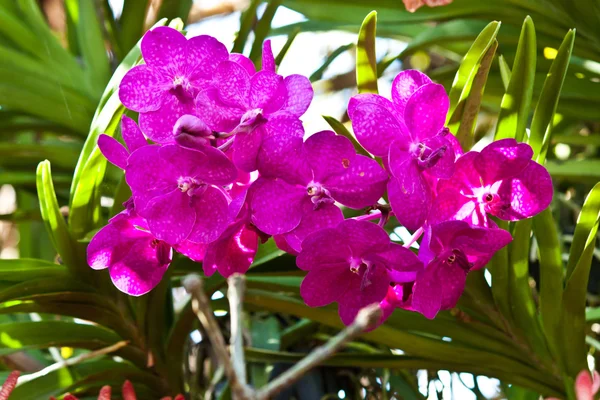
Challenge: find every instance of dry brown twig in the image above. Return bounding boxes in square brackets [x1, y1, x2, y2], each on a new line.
[183, 273, 382, 400]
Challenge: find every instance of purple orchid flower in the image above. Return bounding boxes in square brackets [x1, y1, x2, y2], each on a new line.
[202, 189, 266, 278]
[349, 70, 455, 231]
[87, 210, 172, 296]
[248, 130, 387, 239]
[97, 115, 148, 170]
[409, 220, 512, 319]
[119, 26, 229, 143]
[195, 40, 313, 172]
[298, 219, 423, 325]
[125, 143, 237, 245]
[431, 138, 554, 227]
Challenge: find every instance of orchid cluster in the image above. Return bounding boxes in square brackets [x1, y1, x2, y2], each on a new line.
[88, 26, 553, 327]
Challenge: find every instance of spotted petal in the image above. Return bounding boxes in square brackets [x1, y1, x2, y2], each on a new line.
[249, 178, 305, 235]
[496, 161, 553, 221]
[144, 189, 195, 245]
[187, 186, 231, 244]
[475, 138, 533, 184]
[98, 134, 128, 170]
[281, 75, 313, 117]
[324, 155, 388, 209]
[404, 83, 449, 142]
[121, 116, 147, 152]
[141, 26, 188, 70]
[338, 265, 390, 326]
[203, 222, 259, 277]
[138, 94, 195, 144]
[119, 65, 168, 113]
[301, 267, 350, 307]
[351, 102, 407, 157]
[391, 70, 432, 116]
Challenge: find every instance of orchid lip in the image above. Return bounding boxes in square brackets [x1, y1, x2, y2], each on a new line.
[177, 177, 206, 196]
[307, 182, 334, 208]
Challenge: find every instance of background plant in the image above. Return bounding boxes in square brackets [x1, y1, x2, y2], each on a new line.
[0, 1, 599, 399]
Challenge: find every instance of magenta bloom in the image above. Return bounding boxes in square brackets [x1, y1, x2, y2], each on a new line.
[410, 221, 512, 318]
[249, 130, 387, 237]
[125, 143, 237, 245]
[119, 27, 228, 143]
[87, 211, 172, 296]
[98, 116, 148, 169]
[195, 40, 313, 172]
[349, 70, 454, 230]
[432, 139, 553, 226]
[202, 191, 263, 277]
[298, 219, 423, 325]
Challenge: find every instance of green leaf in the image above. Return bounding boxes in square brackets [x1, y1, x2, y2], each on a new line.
[157, 0, 193, 22]
[249, 0, 283, 66]
[0, 321, 122, 356]
[545, 160, 600, 182]
[310, 43, 353, 82]
[16, 0, 82, 74]
[356, 11, 378, 94]
[586, 308, 600, 321]
[451, 39, 498, 151]
[275, 28, 300, 66]
[77, 0, 111, 94]
[118, 0, 149, 55]
[232, 0, 261, 53]
[561, 183, 600, 376]
[530, 29, 575, 162]
[0, 259, 65, 281]
[36, 161, 78, 270]
[533, 208, 564, 365]
[508, 219, 552, 363]
[10, 360, 166, 400]
[323, 115, 371, 157]
[489, 220, 513, 324]
[446, 20, 500, 119]
[498, 55, 512, 90]
[494, 17, 536, 141]
[243, 289, 563, 395]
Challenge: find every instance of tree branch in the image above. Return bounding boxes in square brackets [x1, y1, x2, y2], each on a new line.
[255, 304, 382, 400]
[183, 275, 254, 400]
[228, 274, 247, 386]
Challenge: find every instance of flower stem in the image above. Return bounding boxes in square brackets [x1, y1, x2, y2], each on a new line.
[183, 275, 254, 400]
[227, 274, 247, 386]
[403, 226, 424, 248]
[217, 137, 235, 152]
[255, 304, 382, 400]
[353, 210, 382, 222]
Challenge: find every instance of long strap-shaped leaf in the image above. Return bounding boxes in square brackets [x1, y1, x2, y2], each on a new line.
[494, 16, 536, 141]
[77, 0, 111, 95]
[509, 219, 554, 365]
[36, 161, 79, 272]
[356, 11, 378, 94]
[530, 29, 576, 162]
[451, 39, 498, 151]
[561, 183, 600, 377]
[447, 21, 500, 123]
[534, 208, 565, 370]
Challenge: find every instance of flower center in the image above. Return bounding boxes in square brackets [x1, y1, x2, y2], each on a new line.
[150, 238, 171, 264]
[412, 141, 447, 169]
[444, 249, 471, 271]
[306, 182, 334, 208]
[481, 192, 510, 215]
[170, 76, 194, 100]
[177, 177, 206, 196]
[237, 109, 268, 134]
[349, 258, 375, 291]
